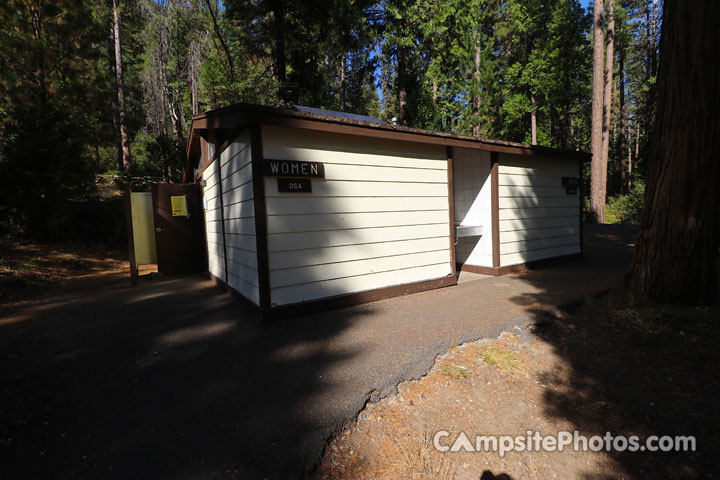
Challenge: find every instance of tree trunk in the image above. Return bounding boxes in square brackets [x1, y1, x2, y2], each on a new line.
[530, 94, 537, 145]
[601, 0, 614, 199]
[107, 1, 123, 172]
[271, 0, 287, 106]
[590, 0, 605, 222]
[339, 53, 346, 111]
[113, 0, 131, 172]
[629, 0, 720, 304]
[397, 46, 408, 126]
[204, 0, 235, 83]
[188, 41, 201, 115]
[473, 41, 481, 137]
[643, 0, 660, 152]
[627, 122, 633, 191]
[618, 46, 627, 194]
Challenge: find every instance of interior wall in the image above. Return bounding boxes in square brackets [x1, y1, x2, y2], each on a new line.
[453, 148, 493, 267]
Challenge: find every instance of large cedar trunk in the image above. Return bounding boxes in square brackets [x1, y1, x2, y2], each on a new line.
[629, 0, 720, 304]
[590, 0, 606, 222]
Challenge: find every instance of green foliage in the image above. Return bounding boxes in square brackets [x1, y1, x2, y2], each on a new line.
[605, 181, 646, 225]
[0, 0, 108, 237]
[223, 0, 379, 116]
[494, 0, 591, 147]
[131, 132, 184, 181]
[0, 0, 659, 238]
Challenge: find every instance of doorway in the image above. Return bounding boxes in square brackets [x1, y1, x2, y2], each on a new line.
[151, 183, 207, 275]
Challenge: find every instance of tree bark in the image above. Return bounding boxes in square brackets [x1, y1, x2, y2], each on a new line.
[204, 0, 235, 83]
[530, 94, 537, 145]
[339, 53, 346, 111]
[627, 122, 633, 191]
[629, 0, 720, 304]
[590, 0, 605, 222]
[107, 1, 123, 172]
[271, 0, 287, 106]
[113, 0, 131, 172]
[618, 46, 626, 194]
[601, 0, 614, 201]
[473, 41, 481, 137]
[188, 40, 201, 115]
[397, 46, 408, 126]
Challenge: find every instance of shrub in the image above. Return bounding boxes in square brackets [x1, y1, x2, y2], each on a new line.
[605, 182, 646, 224]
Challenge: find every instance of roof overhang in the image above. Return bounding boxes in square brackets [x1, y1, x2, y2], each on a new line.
[186, 103, 591, 172]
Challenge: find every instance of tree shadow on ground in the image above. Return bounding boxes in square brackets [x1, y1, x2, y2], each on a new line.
[0, 272, 371, 479]
[480, 470, 514, 479]
[508, 224, 719, 479]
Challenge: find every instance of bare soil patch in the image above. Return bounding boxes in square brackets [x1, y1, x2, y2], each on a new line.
[0, 240, 127, 315]
[313, 290, 718, 479]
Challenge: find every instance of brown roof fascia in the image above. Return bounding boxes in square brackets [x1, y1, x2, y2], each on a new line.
[186, 103, 591, 168]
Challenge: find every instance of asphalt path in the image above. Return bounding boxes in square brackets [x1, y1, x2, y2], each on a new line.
[0, 224, 636, 479]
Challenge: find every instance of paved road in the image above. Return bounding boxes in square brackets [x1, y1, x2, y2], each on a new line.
[0, 225, 636, 479]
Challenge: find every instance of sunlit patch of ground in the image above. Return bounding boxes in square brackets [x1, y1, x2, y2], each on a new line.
[313, 291, 718, 479]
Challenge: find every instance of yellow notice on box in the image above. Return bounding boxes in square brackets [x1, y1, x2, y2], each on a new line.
[171, 195, 188, 216]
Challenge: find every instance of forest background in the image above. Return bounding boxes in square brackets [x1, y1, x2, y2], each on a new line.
[0, 0, 662, 238]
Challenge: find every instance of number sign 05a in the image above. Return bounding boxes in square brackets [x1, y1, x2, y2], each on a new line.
[277, 178, 312, 193]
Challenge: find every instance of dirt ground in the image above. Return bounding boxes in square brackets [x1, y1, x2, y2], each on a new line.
[0, 240, 127, 316]
[313, 290, 719, 480]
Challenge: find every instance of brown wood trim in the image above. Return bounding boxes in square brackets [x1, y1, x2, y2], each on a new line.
[196, 114, 590, 159]
[124, 183, 138, 286]
[250, 124, 271, 309]
[457, 264, 503, 276]
[216, 147, 229, 285]
[447, 146, 457, 279]
[458, 252, 583, 276]
[186, 104, 591, 171]
[490, 152, 500, 267]
[194, 134, 235, 181]
[262, 275, 457, 321]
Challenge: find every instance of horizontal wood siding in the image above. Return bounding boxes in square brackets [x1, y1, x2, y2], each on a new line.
[201, 158, 225, 282]
[267, 224, 450, 252]
[498, 154, 581, 266]
[203, 130, 260, 305]
[272, 264, 451, 306]
[262, 125, 453, 306]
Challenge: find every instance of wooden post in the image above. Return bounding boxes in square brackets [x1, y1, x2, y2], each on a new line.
[125, 182, 138, 286]
[446, 146, 457, 278]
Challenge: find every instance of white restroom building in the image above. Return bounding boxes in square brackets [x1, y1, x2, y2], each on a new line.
[184, 104, 587, 319]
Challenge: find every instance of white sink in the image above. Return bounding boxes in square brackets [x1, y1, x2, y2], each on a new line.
[455, 224, 483, 237]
